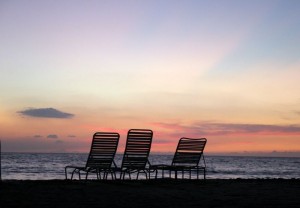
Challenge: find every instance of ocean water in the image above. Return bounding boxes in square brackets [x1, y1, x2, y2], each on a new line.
[1, 153, 299, 180]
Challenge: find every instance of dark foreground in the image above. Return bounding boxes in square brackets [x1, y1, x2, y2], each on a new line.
[0, 179, 299, 208]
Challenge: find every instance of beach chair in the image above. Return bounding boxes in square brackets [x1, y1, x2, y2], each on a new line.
[151, 137, 207, 179]
[65, 132, 120, 180]
[114, 129, 153, 180]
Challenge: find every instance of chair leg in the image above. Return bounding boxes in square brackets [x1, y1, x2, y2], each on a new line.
[103, 172, 106, 180]
[71, 170, 76, 180]
[121, 171, 126, 180]
[110, 171, 114, 180]
[113, 171, 117, 180]
[65, 167, 68, 180]
[99, 171, 103, 180]
[85, 171, 89, 180]
[96, 171, 100, 180]
[120, 172, 123, 180]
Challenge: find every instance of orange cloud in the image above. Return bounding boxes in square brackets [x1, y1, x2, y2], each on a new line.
[152, 121, 300, 136]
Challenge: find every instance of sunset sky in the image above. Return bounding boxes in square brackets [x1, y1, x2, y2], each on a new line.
[1, 0, 300, 155]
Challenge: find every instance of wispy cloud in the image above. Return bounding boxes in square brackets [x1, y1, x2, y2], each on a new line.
[18, 108, 74, 119]
[47, 134, 58, 139]
[33, 135, 43, 138]
[153, 122, 300, 136]
[68, 135, 76, 138]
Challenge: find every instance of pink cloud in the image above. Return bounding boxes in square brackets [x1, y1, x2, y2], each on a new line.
[152, 121, 300, 137]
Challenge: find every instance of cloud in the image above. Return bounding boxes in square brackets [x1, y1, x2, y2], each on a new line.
[153, 122, 300, 136]
[1, 137, 70, 153]
[33, 135, 43, 138]
[196, 123, 300, 135]
[47, 134, 58, 139]
[18, 108, 74, 119]
[154, 138, 172, 144]
[208, 151, 300, 157]
[68, 135, 76, 138]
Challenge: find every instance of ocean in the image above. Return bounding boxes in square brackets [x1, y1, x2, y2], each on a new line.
[1, 153, 300, 180]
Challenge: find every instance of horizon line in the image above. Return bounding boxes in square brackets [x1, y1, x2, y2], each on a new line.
[2, 151, 300, 158]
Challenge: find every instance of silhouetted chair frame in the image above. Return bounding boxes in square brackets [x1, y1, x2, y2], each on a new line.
[114, 129, 153, 180]
[151, 138, 207, 179]
[65, 132, 120, 180]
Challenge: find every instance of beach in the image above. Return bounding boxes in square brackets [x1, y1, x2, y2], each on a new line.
[0, 179, 299, 208]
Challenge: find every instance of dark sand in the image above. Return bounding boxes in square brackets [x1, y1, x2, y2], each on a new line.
[0, 179, 299, 208]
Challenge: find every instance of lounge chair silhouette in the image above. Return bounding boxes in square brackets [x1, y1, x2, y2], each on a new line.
[113, 129, 153, 180]
[65, 132, 120, 180]
[150, 137, 207, 179]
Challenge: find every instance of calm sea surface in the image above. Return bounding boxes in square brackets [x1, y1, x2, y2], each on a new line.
[1, 153, 299, 180]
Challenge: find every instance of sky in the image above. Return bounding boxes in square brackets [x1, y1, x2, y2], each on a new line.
[1, 0, 300, 156]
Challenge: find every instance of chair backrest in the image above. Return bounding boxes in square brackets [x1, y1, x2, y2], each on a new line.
[171, 137, 207, 167]
[121, 129, 153, 170]
[85, 132, 120, 169]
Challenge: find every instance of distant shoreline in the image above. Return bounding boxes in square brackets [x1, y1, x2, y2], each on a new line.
[1, 151, 300, 158]
[0, 179, 299, 208]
